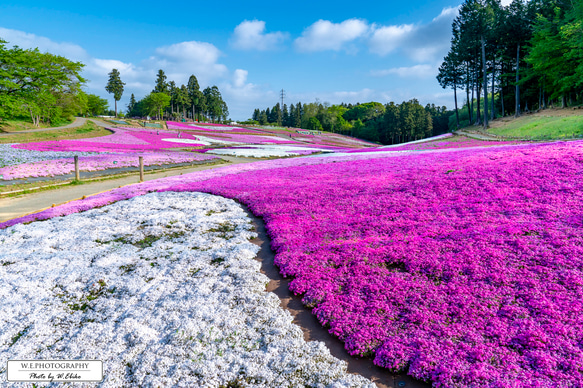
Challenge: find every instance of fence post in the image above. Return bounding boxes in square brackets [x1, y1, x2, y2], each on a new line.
[139, 156, 144, 182]
[74, 156, 80, 181]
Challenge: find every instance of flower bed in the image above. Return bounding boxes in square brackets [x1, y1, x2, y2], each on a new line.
[0, 144, 100, 168]
[0, 192, 373, 387]
[4, 141, 583, 386]
[167, 121, 263, 133]
[207, 145, 329, 158]
[375, 135, 519, 152]
[12, 128, 204, 152]
[0, 152, 218, 180]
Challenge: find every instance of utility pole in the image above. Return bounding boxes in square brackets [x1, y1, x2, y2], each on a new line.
[280, 89, 285, 108]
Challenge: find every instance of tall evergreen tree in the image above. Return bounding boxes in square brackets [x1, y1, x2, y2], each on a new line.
[105, 68, 125, 118]
[437, 50, 462, 129]
[272, 103, 282, 126]
[295, 102, 302, 127]
[282, 104, 290, 127]
[175, 85, 191, 120]
[252, 108, 260, 122]
[168, 80, 177, 115]
[153, 70, 168, 94]
[127, 93, 136, 116]
[187, 75, 203, 121]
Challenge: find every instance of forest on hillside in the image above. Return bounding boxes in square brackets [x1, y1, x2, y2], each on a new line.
[438, 0, 583, 129]
[250, 100, 451, 144]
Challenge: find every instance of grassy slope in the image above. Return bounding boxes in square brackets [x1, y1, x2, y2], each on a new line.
[482, 108, 583, 139]
[0, 121, 112, 144]
[0, 117, 74, 132]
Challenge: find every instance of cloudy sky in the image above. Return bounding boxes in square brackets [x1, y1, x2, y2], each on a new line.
[0, 0, 511, 120]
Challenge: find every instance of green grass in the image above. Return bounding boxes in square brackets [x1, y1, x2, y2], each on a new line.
[0, 121, 111, 144]
[488, 115, 583, 139]
[0, 116, 74, 132]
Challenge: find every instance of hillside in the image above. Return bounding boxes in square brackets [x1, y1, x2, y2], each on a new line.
[464, 108, 583, 140]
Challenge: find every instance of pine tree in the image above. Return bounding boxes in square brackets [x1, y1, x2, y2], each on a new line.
[127, 93, 136, 116]
[437, 50, 462, 129]
[105, 68, 125, 118]
[187, 75, 203, 121]
[282, 104, 289, 127]
[153, 70, 168, 94]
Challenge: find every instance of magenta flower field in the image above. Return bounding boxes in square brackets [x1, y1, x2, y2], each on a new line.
[380, 136, 519, 152]
[167, 121, 264, 133]
[12, 127, 204, 152]
[3, 141, 583, 387]
[0, 152, 217, 180]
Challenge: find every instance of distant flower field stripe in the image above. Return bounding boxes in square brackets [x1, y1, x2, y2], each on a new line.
[0, 152, 218, 180]
[11, 127, 204, 152]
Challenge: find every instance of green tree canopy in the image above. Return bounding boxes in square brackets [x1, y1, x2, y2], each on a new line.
[86, 93, 109, 116]
[0, 39, 86, 126]
[144, 92, 171, 120]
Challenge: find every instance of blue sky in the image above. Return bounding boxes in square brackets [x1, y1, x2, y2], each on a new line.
[0, 0, 511, 120]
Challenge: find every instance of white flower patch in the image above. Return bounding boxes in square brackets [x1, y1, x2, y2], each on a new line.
[207, 145, 330, 158]
[0, 192, 374, 388]
[162, 136, 244, 146]
[0, 144, 101, 168]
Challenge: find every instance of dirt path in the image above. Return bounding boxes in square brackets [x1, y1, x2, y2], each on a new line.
[0, 155, 257, 222]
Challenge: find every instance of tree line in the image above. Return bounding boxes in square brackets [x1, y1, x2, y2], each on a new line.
[108, 69, 229, 122]
[438, 0, 583, 130]
[250, 100, 451, 144]
[0, 39, 110, 126]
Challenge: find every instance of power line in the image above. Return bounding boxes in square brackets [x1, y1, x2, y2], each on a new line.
[280, 89, 285, 107]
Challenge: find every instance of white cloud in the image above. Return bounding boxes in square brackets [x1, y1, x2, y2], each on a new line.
[233, 69, 248, 88]
[231, 20, 288, 51]
[369, 24, 415, 55]
[0, 27, 88, 61]
[294, 19, 369, 52]
[155, 41, 222, 65]
[368, 6, 458, 62]
[150, 41, 228, 85]
[371, 64, 436, 79]
[292, 6, 457, 61]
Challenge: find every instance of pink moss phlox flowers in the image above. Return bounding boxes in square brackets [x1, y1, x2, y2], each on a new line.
[12, 127, 204, 152]
[0, 152, 217, 180]
[167, 121, 263, 133]
[4, 140, 583, 387]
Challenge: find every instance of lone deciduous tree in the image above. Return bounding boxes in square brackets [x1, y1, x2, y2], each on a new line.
[105, 69, 125, 117]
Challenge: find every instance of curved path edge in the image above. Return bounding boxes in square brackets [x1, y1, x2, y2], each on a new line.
[246, 206, 429, 388]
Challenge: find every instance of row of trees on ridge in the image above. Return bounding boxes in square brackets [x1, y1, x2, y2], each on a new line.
[438, 0, 583, 129]
[106, 69, 229, 122]
[251, 100, 451, 144]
